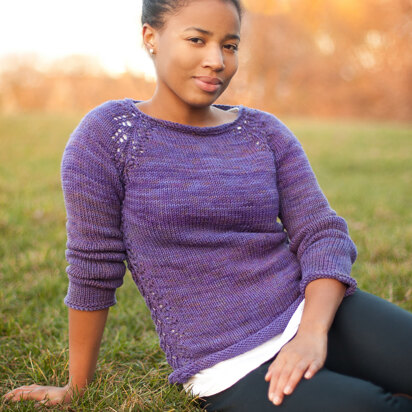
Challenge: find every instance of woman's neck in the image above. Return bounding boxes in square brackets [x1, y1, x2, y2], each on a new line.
[136, 93, 237, 127]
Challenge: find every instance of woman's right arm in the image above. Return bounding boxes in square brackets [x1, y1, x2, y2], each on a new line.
[67, 307, 109, 395]
[4, 106, 128, 406]
[3, 307, 109, 406]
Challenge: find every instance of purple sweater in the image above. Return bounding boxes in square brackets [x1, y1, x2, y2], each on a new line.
[61, 98, 357, 384]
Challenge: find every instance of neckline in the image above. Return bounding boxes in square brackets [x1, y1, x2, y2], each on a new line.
[123, 98, 245, 136]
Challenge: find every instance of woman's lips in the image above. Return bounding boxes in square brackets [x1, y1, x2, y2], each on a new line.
[193, 77, 222, 93]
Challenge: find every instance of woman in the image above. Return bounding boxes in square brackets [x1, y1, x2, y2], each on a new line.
[4, 0, 412, 410]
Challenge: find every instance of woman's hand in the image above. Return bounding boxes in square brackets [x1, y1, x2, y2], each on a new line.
[3, 383, 74, 407]
[3, 307, 109, 408]
[264, 278, 346, 406]
[264, 330, 327, 406]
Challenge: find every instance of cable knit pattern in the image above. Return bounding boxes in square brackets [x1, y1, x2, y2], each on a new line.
[60, 98, 357, 384]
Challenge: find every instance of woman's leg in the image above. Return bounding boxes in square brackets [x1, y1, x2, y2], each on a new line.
[197, 288, 412, 411]
[197, 356, 412, 411]
[325, 288, 412, 395]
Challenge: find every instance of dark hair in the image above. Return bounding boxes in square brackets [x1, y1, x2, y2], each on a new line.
[141, 0, 243, 30]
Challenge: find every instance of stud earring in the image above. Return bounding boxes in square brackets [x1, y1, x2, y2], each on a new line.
[149, 48, 154, 55]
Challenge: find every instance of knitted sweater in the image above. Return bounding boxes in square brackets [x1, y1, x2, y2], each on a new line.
[61, 98, 358, 385]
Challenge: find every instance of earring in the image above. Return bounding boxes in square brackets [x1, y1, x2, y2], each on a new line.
[149, 48, 154, 55]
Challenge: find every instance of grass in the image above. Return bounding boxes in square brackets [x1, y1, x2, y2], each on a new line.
[0, 111, 411, 411]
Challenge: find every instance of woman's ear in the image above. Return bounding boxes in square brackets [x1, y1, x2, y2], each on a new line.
[142, 23, 157, 55]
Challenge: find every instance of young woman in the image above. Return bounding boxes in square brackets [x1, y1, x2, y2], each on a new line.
[4, 0, 412, 410]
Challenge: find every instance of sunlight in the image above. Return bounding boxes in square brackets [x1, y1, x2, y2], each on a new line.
[242, 0, 291, 15]
[0, 0, 156, 79]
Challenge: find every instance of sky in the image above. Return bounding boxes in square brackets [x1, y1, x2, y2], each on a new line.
[0, 0, 156, 79]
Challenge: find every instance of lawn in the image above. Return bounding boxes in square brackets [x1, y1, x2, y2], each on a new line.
[0, 111, 411, 411]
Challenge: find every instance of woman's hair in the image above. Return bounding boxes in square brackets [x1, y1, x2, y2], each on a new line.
[141, 0, 243, 30]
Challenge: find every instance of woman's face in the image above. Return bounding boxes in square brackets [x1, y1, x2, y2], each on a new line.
[147, 0, 241, 108]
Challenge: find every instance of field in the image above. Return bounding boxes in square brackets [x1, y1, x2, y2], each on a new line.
[0, 112, 411, 411]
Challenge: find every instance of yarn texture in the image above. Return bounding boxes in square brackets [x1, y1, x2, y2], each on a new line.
[61, 98, 357, 384]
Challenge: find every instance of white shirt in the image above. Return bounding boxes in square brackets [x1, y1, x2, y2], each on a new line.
[183, 299, 305, 397]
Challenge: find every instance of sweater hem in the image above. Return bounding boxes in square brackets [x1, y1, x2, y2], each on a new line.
[63, 297, 117, 311]
[64, 281, 118, 311]
[168, 294, 304, 385]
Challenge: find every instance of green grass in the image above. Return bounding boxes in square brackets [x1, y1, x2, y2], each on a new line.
[0, 112, 411, 411]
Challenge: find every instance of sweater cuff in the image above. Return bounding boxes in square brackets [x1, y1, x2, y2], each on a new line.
[64, 281, 117, 311]
[299, 272, 357, 298]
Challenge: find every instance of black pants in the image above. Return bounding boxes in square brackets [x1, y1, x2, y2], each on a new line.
[196, 289, 412, 411]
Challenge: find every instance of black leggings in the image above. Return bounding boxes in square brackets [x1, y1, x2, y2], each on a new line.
[196, 289, 412, 411]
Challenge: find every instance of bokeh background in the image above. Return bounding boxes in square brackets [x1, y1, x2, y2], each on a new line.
[1, 0, 411, 121]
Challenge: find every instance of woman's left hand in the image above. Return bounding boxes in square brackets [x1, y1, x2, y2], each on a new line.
[264, 330, 327, 406]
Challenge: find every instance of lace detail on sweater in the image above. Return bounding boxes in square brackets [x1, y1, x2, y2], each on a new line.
[109, 100, 192, 368]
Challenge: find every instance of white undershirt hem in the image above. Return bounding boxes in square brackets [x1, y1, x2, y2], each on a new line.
[183, 299, 305, 397]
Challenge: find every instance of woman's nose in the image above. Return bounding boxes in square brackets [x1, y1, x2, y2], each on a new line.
[201, 45, 225, 71]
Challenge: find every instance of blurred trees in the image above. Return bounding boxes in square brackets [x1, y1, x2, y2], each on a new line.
[0, 0, 410, 121]
[0, 54, 155, 114]
[230, 0, 412, 120]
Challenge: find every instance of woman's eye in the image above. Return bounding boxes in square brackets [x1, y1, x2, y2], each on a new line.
[189, 38, 203, 44]
[187, 38, 238, 51]
[224, 44, 239, 52]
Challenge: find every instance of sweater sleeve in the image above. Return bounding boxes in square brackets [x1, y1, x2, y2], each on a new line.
[266, 116, 357, 297]
[61, 107, 127, 311]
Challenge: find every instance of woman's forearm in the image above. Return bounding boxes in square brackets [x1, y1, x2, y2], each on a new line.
[66, 307, 109, 395]
[297, 278, 346, 337]
[265, 277, 347, 405]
